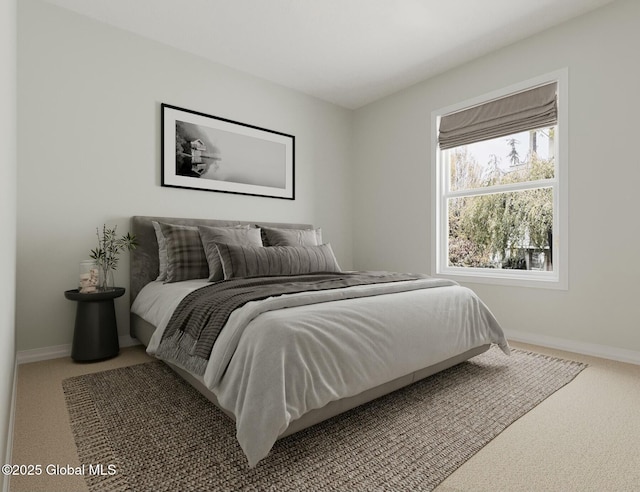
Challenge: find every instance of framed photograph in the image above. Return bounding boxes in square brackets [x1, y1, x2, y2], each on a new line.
[161, 103, 295, 200]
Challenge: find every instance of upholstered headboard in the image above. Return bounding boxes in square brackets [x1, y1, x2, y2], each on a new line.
[129, 216, 314, 304]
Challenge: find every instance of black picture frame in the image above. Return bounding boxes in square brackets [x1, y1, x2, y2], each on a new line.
[161, 103, 295, 200]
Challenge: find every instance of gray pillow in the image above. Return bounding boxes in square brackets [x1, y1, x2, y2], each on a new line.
[216, 243, 341, 279]
[198, 225, 262, 281]
[261, 226, 322, 246]
[152, 221, 168, 281]
[159, 222, 209, 283]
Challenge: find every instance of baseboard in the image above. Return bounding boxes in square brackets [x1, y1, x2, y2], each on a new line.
[16, 330, 639, 366]
[505, 329, 640, 365]
[16, 335, 141, 365]
[118, 334, 141, 349]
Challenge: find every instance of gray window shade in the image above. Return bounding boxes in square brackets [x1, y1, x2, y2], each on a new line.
[439, 82, 557, 150]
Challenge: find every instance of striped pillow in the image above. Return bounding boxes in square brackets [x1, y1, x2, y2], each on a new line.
[198, 225, 262, 281]
[216, 243, 341, 279]
[260, 226, 322, 246]
[159, 222, 209, 283]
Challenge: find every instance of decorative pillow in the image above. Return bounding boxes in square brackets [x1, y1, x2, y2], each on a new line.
[260, 226, 322, 246]
[158, 222, 209, 283]
[198, 225, 263, 281]
[216, 243, 341, 279]
[152, 221, 168, 281]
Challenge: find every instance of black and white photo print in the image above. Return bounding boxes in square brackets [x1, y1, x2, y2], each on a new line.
[162, 104, 294, 199]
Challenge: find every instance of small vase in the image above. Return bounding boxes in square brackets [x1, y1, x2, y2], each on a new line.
[100, 268, 115, 292]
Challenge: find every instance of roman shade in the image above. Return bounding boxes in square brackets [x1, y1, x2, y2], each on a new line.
[438, 82, 557, 150]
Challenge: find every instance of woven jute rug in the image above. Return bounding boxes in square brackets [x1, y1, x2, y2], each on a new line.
[63, 347, 586, 491]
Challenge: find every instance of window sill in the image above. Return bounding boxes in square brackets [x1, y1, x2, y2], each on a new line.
[436, 268, 567, 290]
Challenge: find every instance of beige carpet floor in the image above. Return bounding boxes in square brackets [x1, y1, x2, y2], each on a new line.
[9, 341, 640, 491]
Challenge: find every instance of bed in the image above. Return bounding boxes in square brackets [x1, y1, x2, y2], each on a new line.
[129, 215, 509, 467]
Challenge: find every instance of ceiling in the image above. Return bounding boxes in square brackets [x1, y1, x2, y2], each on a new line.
[42, 0, 615, 109]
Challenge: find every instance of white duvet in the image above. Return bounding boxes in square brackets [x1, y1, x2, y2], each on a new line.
[133, 277, 509, 467]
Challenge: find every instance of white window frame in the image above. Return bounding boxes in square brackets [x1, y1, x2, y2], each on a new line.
[431, 69, 568, 290]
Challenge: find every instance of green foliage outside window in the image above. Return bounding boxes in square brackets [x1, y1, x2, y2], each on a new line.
[447, 130, 554, 270]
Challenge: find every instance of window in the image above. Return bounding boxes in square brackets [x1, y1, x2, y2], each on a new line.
[432, 71, 567, 289]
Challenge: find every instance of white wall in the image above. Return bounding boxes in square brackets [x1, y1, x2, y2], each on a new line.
[0, 0, 17, 480]
[17, 0, 353, 351]
[352, 0, 640, 355]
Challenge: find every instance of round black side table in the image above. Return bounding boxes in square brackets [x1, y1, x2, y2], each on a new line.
[64, 287, 125, 362]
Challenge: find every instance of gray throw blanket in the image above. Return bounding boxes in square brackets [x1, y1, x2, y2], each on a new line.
[155, 271, 428, 376]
